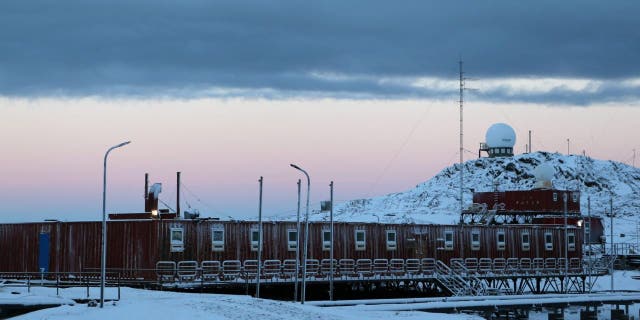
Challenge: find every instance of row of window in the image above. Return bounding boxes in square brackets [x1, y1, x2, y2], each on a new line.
[169, 227, 575, 253]
[253, 229, 395, 252]
[447, 230, 575, 252]
[169, 227, 396, 253]
[489, 147, 513, 155]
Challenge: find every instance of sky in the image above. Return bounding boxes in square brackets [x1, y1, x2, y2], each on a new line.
[0, 1, 639, 222]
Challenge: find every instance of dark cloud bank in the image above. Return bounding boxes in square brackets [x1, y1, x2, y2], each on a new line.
[1, 0, 639, 104]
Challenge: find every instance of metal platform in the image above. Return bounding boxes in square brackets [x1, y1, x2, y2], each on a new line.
[152, 257, 607, 297]
[0, 257, 610, 300]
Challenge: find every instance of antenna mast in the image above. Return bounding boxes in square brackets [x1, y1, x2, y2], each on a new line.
[459, 60, 465, 216]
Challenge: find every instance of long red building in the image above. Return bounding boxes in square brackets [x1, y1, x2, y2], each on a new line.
[0, 219, 583, 277]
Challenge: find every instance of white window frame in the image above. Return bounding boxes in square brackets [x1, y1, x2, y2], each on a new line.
[572, 193, 578, 203]
[545, 232, 553, 251]
[386, 230, 397, 251]
[322, 230, 331, 251]
[287, 229, 297, 251]
[170, 227, 184, 252]
[521, 232, 530, 251]
[444, 231, 454, 250]
[497, 231, 506, 251]
[553, 193, 558, 202]
[211, 227, 224, 252]
[568, 232, 576, 251]
[250, 229, 261, 252]
[471, 230, 480, 251]
[355, 229, 366, 251]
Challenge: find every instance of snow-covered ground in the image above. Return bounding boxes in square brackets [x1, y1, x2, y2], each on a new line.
[5, 270, 639, 320]
[3, 286, 480, 320]
[591, 269, 640, 292]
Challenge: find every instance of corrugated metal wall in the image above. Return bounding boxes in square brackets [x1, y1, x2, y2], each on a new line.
[0, 220, 583, 275]
[474, 190, 581, 213]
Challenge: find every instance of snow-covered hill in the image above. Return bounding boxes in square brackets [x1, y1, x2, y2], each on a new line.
[303, 152, 640, 241]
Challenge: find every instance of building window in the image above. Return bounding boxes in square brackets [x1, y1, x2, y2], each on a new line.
[323, 230, 331, 251]
[251, 229, 261, 251]
[572, 193, 578, 203]
[568, 232, 576, 251]
[497, 231, 506, 250]
[553, 193, 558, 202]
[386, 230, 397, 251]
[355, 229, 366, 251]
[211, 228, 224, 252]
[585, 221, 591, 235]
[521, 232, 530, 251]
[170, 227, 184, 252]
[287, 229, 297, 251]
[444, 231, 454, 250]
[471, 231, 480, 251]
[545, 232, 553, 251]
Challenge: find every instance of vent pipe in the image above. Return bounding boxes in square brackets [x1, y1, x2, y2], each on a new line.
[176, 172, 181, 218]
[144, 173, 149, 200]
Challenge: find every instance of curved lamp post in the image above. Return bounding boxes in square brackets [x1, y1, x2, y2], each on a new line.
[101, 141, 131, 308]
[290, 164, 310, 304]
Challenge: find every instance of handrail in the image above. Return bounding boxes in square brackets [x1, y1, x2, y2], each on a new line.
[434, 260, 470, 295]
[451, 260, 486, 296]
[0, 271, 122, 299]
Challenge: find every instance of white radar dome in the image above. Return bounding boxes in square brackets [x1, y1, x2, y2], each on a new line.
[485, 123, 516, 148]
[533, 164, 555, 189]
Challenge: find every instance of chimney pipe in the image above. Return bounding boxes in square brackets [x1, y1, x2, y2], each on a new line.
[144, 173, 150, 212]
[176, 172, 181, 218]
[144, 173, 149, 199]
[528, 130, 532, 153]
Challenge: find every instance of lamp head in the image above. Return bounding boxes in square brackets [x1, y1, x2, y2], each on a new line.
[290, 164, 300, 170]
[117, 141, 131, 148]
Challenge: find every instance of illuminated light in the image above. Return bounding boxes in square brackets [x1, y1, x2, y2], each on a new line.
[577, 220, 583, 227]
[151, 210, 158, 216]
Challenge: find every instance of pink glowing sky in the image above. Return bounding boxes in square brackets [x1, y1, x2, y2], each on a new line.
[0, 97, 638, 222]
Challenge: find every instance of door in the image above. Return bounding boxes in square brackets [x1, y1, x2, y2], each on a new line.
[38, 233, 50, 272]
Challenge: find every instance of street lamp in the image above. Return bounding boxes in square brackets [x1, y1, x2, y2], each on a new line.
[101, 141, 131, 308]
[563, 192, 568, 293]
[293, 179, 301, 302]
[290, 164, 310, 304]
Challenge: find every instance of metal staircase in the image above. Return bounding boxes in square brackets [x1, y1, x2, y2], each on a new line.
[434, 260, 486, 296]
[596, 254, 617, 273]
